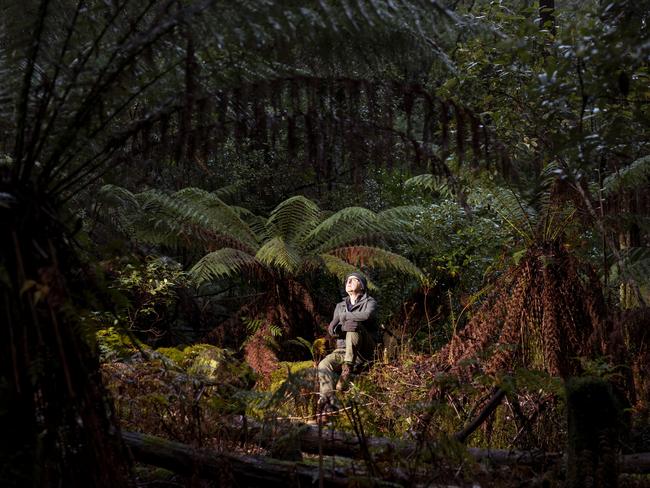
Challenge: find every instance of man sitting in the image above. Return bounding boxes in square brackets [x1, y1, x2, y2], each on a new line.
[317, 272, 377, 415]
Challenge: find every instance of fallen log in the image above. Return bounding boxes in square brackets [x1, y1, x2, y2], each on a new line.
[235, 417, 561, 467]
[123, 430, 352, 487]
[454, 388, 506, 443]
[123, 428, 650, 488]
[233, 417, 650, 474]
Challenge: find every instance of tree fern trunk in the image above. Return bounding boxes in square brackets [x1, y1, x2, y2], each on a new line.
[0, 185, 133, 487]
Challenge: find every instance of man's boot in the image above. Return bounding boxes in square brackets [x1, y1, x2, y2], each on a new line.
[316, 395, 337, 423]
[336, 362, 353, 391]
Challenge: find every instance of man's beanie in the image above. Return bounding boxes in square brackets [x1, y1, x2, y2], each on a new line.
[345, 272, 367, 290]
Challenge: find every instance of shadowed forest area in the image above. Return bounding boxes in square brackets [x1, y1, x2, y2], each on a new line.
[1, 0, 649, 486]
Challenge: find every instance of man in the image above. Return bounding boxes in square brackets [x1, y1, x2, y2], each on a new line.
[317, 272, 377, 415]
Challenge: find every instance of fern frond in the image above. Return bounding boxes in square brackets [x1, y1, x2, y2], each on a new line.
[377, 204, 425, 223]
[330, 245, 424, 280]
[255, 236, 302, 273]
[172, 188, 260, 246]
[111, 189, 254, 253]
[320, 254, 371, 287]
[473, 186, 536, 242]
[99, 184, 140, 210]
[306, 206, 380, 245]
[310, 205, 422, 252]
[405, 173, 454, 197]
[602, 155, 650, 196]
[266, 195, 321, 247]
[190, 248, 262, 283]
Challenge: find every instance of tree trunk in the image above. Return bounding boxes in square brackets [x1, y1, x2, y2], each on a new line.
[0, 188, 133, 487]
[539, 0, 556, 35]
[566, 377, 622, 487]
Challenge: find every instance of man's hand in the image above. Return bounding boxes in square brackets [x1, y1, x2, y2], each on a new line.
[341, 320, 358, 332]
[328, 322, 342, 336]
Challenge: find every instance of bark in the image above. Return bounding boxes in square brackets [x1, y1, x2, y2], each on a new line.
[122, 431, 352, 488]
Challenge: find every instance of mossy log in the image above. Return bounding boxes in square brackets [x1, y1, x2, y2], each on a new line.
[123, 426, 650, 488]
[232, 417, 650, 473]
[123, 430, 354, 487]
[227, 417, 563, 467]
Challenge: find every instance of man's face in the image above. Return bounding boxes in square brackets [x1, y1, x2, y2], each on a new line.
[345, 276, 363, 294]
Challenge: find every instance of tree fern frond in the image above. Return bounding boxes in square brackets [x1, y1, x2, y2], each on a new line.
[212, 182, 242, 202]
[174, 188, 258, 240]
[306, 206, 380, 245]
[377, 204, 425, 223]
[190, 248, 262, 283]
[602, 155, 650, 196]
[310, 205, 422, 252]
[266, 195, 321, 247]
[98, 184, 140, 211]
[96, 184, 141, 237]
[255, 236, 302, 273]
[247, 214, 271, 242]
[330, 245, 424, 280]
[320, 254, 373, 288]
[405, 173, 453, 197]
[472, 186, 536, 242]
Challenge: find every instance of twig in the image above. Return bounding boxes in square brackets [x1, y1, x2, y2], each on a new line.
[454, 388, 506, 443]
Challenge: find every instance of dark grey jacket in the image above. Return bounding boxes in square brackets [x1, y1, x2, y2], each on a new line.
[328, 293, 378, 349]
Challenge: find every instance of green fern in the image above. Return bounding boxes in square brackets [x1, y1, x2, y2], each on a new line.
[602, 155, 650, 196]
[405, 173, 455, 198]
[191, 248, 261, 282]
[104, 185, 423, 285]
[255, 236, 303, 273]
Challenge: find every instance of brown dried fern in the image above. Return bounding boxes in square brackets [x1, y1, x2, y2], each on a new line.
[437, 243, 608, 380]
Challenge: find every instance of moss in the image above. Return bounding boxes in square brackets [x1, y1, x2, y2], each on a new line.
[268, 360, 314, 392]
[96, 326, 140, 361]
[156, 344, 254, 386]
[155, 346, 185, 365]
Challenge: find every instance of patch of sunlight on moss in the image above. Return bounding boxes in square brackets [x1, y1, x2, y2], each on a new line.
[268, 360, 314, 392]
[156, 344, 255, 387]
[96, 326, 140, 361]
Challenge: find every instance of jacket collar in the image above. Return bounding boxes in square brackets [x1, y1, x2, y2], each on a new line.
[345, 293, 367, 308]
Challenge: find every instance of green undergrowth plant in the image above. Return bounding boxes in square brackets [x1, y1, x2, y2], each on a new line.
[102, 344, 254, 447]
[248, 360, 317, 421]
[94, 256, 197, 348]
[329, 349, 568, 453]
